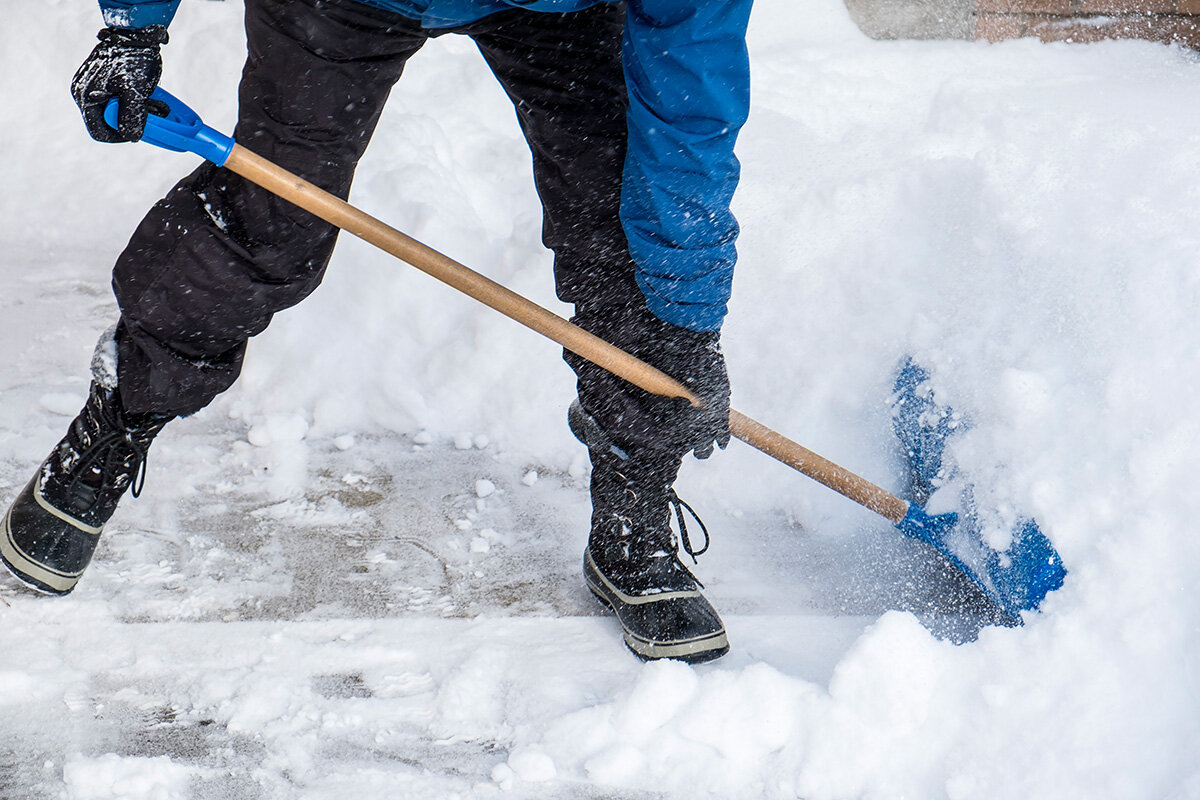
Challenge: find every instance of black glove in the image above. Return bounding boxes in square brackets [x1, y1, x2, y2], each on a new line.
[569, 302, 732, 461]
[642, 318, 732, 460]
[71, 25, 169, 143]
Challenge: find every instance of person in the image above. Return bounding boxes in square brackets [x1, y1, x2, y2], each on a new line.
[1, 0, 752, 664]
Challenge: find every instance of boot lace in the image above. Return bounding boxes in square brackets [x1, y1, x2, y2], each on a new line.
[668, 490, 709, 563]
[67, 427, 152, 500]
[56, 390, 158, 508]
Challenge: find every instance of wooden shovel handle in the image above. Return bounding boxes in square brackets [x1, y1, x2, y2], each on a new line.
[223, 144, 910, 525]
[727, 411, 907, 522]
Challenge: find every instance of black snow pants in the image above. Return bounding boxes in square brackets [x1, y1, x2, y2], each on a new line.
[110, 0, 674, 452]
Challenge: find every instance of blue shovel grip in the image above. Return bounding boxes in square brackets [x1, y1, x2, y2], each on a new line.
[103, 87, 235, 166]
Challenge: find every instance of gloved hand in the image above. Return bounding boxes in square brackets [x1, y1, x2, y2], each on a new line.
[642, 319, 732, 459]
[569, 302, 732, 461]
[71, 25, 169, 143]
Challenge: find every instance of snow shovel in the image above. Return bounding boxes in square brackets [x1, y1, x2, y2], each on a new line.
[891, 359, 1065, 620]
[107, 89, 1065, 622]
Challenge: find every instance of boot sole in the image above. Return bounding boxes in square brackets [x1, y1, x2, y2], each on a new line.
[585, 549, 729, 664]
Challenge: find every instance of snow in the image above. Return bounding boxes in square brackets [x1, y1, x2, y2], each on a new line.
[64, 754, 200, 800]
[3, 0, 1200, 797]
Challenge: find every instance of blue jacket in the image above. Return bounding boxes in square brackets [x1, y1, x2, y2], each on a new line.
[98, 0, 751, 332]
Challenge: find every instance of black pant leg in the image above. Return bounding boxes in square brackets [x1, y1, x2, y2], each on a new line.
[113, 0, 426, 416]
[468, 4, 639, 310]
[470, 5, 693, 455]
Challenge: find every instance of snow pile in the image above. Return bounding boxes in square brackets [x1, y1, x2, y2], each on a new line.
[3, 0, 1200, 797]
[63, 754, 200, 800]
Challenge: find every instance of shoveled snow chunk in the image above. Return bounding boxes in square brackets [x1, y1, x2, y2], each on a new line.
[63, 754, 198, 800]
[247, 413, 309, 446]
[507, 747, 557, 782]
[490, 762, 515, 791]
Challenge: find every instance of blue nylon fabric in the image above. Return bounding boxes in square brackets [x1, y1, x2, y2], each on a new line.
[356, 0, 601, 29]
[620, 0, 750, 331]
[96, 1, 601, 33]
[96, 0, 751, 331]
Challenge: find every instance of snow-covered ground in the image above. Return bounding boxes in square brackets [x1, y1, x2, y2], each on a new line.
[4, 0, 1200, 797]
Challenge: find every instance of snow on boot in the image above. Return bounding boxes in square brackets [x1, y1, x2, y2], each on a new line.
[1, 383, 171, 595]
[570, 401, 729, 664]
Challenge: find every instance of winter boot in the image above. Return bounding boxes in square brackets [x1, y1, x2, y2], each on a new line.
[570, 401, 729, 663]
[1, 383, 171, 595]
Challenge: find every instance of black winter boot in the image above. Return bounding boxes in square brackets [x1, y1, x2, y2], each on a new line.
[570, 401, 729, 663]
[1, 383, 171, 595]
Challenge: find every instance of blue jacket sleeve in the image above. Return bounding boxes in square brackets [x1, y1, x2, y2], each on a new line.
[620, 0, 752, 333]
[98, 0, 182, 28]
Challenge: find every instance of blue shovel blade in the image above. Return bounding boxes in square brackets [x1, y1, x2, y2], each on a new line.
[892, 358, 959, 504]
[897, 504, 1066, 621]
[892, 359, 1066, 620]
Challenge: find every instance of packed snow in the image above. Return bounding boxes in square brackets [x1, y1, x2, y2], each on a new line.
[3, 0, 1200, 797]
